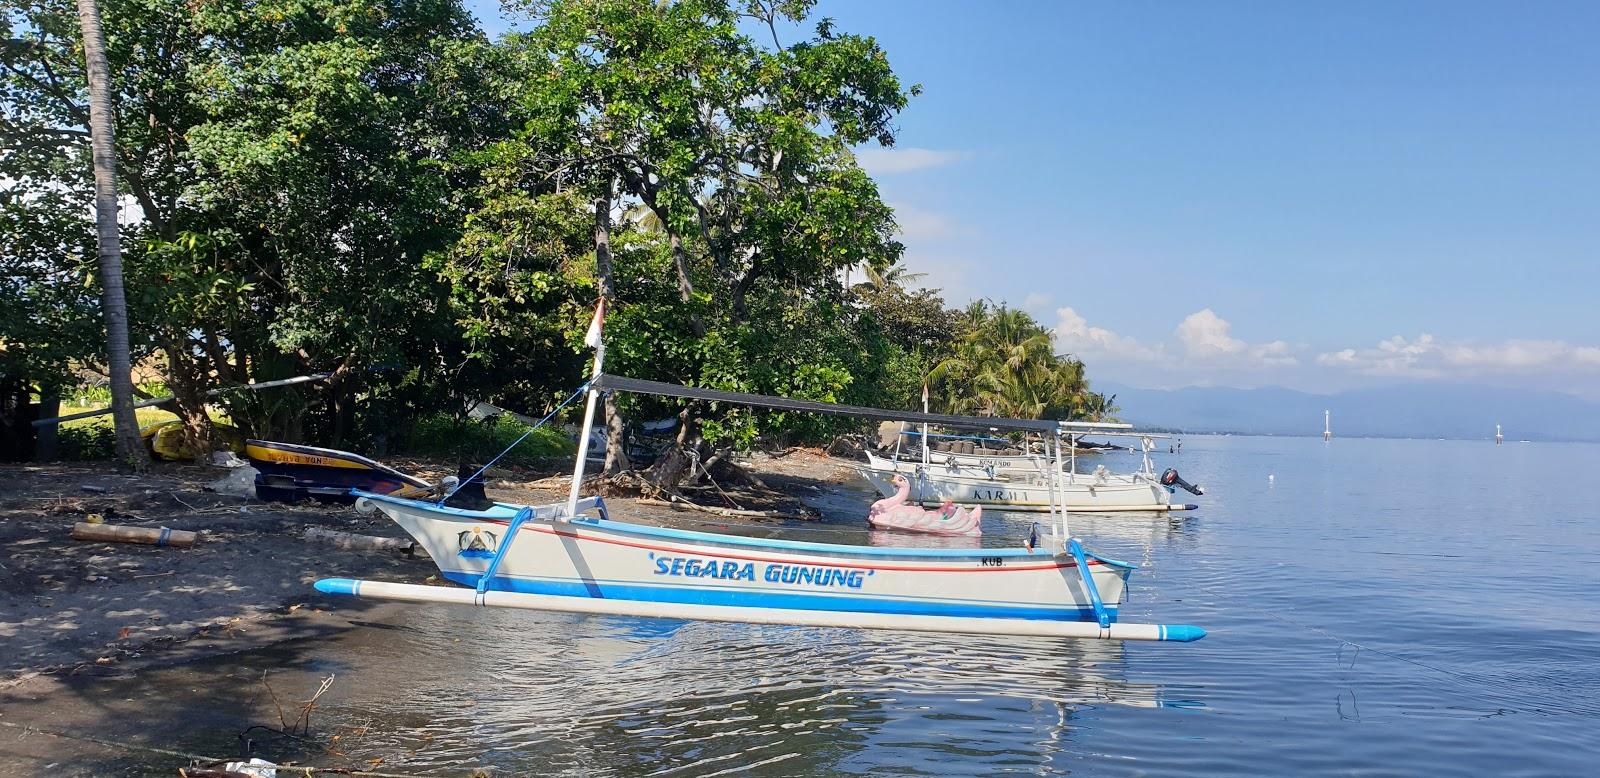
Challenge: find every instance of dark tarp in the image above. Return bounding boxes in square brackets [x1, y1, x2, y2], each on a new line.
[589, 374, 1061, 433]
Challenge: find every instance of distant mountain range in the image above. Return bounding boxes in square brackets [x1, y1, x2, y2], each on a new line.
[1100, 382, 1600, 442]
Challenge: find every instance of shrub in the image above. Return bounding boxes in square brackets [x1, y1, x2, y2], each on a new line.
[56, 422, 116, 460]
[397, 412, 574, 467]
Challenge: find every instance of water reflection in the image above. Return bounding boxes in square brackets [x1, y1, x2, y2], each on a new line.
[865, 530, 983, 549]
[294, 604, 1191, 774]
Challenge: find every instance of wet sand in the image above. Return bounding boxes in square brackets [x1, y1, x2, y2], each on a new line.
[0, 452, 870, 774]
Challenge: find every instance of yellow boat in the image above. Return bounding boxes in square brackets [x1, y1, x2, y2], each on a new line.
[244, 439, 433, 503]
[139, 420, 245, 462]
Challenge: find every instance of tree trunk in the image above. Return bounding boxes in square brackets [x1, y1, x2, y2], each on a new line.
[593, 186, 631, 475]
[77, 0, 148, 471]
[643, 407, 699, 494]
[163, 341, 214, 458]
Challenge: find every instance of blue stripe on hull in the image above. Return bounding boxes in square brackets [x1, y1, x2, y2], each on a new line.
[441, 571, 1116, 623]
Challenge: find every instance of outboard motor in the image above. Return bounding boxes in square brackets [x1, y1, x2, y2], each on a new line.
[443, 464, 496, 510]
[1160, 468, 1204, 496]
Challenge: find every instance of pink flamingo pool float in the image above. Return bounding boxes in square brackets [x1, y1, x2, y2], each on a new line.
[867, 474, 983, 536]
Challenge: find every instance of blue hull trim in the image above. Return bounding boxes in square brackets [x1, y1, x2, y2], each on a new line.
[441, 571, 1116, 623]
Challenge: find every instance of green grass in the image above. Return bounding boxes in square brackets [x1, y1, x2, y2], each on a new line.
[57, 405, 183, 429]
[48, 405, 233, 461]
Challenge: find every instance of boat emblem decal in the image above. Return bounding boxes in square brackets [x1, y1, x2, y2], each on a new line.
[458, 528, 496, 558]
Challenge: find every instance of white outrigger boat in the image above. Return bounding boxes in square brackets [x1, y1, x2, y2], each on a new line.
[313, 304, 1203, 642]
[862, 432, 1203, 513]
[882, 424, 1125, 477]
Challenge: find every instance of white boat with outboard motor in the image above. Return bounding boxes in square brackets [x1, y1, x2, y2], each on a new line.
[312, 303, 1204, 642]
[861, 431, 1203, 512]
[881, 424, 1125, 477]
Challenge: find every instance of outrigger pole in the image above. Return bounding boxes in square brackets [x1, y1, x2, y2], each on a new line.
[313, 578, 1203, 641]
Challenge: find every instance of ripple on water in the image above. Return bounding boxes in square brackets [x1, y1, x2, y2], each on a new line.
[61, 437, 1600, 775]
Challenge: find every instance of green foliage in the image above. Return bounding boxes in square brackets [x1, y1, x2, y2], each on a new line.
[1, 0, 1113, 459]
[0, 177, 103, 394]
[395, 412, 575, 467]
[63, 381, 169, 406]
[930, 301, 1111, 421]
[56, 421, 116, 461]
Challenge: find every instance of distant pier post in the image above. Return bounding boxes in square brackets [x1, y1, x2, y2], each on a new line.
[1323, 410, 1332, 442]
[1496, 424, 1503, 445]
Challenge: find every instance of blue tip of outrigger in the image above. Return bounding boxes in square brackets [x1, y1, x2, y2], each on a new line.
[314, 578, 361, 596]
[1161, 624, 1207, 642]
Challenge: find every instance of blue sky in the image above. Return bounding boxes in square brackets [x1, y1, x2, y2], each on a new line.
[468, 1, 1600, 397]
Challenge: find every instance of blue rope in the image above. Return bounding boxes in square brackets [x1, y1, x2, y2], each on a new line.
[439, 381, 592, 504]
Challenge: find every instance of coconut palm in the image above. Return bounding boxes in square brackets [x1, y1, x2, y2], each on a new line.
[76, 0, 147, 468]
[860, 263, 926, 291]
[930, 302, 1107, 421]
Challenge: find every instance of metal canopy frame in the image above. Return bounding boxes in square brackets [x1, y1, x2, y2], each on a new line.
[590, 374, 1061, 433]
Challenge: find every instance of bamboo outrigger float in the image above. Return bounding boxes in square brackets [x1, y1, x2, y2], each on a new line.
[313, 303, 1205, 642]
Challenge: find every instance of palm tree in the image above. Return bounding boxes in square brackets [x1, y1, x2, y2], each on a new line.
[76, 0, 146, 468]
[930, 302, 1103, 421]
[860, 263, 926, 291]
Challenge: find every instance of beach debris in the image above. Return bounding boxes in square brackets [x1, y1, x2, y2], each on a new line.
[301, 527, 416, 555]
[207, 759, 278, 778]
[210, 450, 248, 468]
[80, 484, 109, 494]
[205, 466, 260, 498]
[85, 512, 105, 525]
[70, 521, 199, 548]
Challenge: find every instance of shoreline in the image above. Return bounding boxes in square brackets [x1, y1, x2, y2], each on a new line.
[0, 451, 864, 691]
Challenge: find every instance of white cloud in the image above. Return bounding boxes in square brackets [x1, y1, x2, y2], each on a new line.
[1175, 308, 1298, 366]
[1175, 308, 1246, 357]
[1022, 292, 1052, 312]
[854, 147, 967, 175]
[1053, 307, 1164, 361]
[891, 202, 957, 240]
[1319, 334, 1600, 377]
[900, 253, 975, 294]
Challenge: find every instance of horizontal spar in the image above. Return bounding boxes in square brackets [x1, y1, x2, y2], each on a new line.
[314, 579, 1205, 642]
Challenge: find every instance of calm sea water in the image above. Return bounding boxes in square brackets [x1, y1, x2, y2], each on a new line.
[31, 437, 1600, 775]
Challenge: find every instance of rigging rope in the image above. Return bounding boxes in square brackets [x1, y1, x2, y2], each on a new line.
[438, 381, 591, 505]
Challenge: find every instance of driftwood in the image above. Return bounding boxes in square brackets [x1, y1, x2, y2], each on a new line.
[637, 496, 809, 521]
[70, 521, 198, 547]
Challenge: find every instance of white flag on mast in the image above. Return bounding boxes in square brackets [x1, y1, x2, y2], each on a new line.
[584, 298, 606, 348]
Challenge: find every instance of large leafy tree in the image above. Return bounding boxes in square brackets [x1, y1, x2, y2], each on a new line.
[435, 0, 917, 488]
[4, 0, 499, 448]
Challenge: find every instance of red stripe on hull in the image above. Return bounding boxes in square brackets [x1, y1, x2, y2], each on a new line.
[474, 517, 1093, 574]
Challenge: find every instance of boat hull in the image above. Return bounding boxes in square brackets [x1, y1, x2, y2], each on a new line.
[859, 463, 1182, 512]
[363, 493, 1132, 623]
[245, 440, 432, 504]
[886, 448, 1094, 475]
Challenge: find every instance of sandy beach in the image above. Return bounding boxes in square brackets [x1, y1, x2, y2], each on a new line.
[0, 451, 861, 684]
